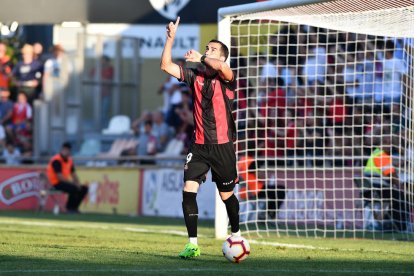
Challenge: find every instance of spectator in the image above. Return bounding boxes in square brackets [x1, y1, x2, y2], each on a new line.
[304, 111, 326, 167]
[46, 142, 89, 214]
[0, 42, 13, 90]
[6, 92, 33, 155]
[33, 42, 48, 65]
[2, 141, 21, 165]
[43, 44, 72, 101]
[284, 109, 305, 166]
[0, 88, 13, 126]
[363, 141, 409, 231]
[158, 59, 184, 116]
[7, 92, 32, 131]
[131, 110, 152, 135]
[0, 124, 5, 151]
[342, 52, 364, 103]
[100, 55, 114, 126]
[259, 56, 277, 86]
[326, 93, 348, 127]
[12, 44, 43, 104]
[151, 110, 171, 152]
[136, 120, 157, 164]
[89, 55, 114, 127]
[302, 43, 327, 85]
[374, 40, 407, 105]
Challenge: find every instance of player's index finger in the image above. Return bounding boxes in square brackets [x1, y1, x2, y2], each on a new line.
[175, 16, 180, 26]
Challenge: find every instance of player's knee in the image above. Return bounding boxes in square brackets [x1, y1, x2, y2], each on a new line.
[183, 180, 200, 193]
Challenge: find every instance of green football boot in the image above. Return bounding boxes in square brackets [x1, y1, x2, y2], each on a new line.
[178, 243, 201, 259]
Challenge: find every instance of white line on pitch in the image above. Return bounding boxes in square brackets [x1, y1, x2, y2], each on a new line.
[0, 219, 411, 256]
[0, 219, 200, 237]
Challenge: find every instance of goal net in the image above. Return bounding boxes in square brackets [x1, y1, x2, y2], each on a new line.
[216, 0, 414, 240]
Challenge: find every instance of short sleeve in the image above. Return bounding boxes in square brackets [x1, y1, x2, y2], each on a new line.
[222, 72, 237, 91]
[178, 65, 196, 87]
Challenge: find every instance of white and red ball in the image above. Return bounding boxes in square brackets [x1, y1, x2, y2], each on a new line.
[222, 236, 250, 263]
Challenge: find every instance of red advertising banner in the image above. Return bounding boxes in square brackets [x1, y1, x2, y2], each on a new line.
[0, 167, 66, 211]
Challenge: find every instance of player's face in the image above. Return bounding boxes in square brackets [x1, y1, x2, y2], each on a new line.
[204, 42, 225, 61]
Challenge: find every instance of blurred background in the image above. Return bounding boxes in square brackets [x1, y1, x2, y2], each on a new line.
[0, 0, 260, 216]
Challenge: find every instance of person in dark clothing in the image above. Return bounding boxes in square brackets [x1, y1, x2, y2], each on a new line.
[46, 142, 88, 213]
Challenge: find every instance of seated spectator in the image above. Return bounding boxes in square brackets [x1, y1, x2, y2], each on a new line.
[0, 88, 13, 126]
[0, 42, 13, 90]
[47, 142, 88, 214]
[302, 45, 327, 85]
[374, 40, 407, 105]
[158, 66, 182, 116]
[136, 120, 157, 164]
[12, 44, 43, 104]
[151, 110, 171, 152]
[0, 124, 5, 151]
[6, 92, 33, 158]
[2, 141, 21, 165]
[132, 110, 152, 135]
[259, 56, 277, 86]
[166, 83, 190, 128]
[326, 93, 348, 127]
[6, 92, 32, 141]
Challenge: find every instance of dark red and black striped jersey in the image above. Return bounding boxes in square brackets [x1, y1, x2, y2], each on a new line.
[179, 65, 237, 145]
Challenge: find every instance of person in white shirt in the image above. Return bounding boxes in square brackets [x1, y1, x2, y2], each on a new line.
[303, 46, 327, 85]
[43, 44, 73, 101]
[2, 142, 21, 165]
[375, 40, 407, 105]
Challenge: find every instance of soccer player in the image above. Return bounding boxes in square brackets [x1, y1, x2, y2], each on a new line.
[160, 17, 241, 259]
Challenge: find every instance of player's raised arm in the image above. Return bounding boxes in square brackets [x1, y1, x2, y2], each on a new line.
[160, 17, 181, 79]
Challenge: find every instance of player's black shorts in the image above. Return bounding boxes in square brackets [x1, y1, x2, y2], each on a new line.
[183, 141, 238, 192]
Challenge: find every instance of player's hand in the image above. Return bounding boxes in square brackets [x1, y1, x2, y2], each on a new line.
[166, 17, 180, 40]
[184, 49, 202, 63]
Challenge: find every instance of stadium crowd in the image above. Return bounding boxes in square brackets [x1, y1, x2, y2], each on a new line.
[1, 25, 412, 168]
[230, 25, 412, 168]
[0, 40, 72, 164]
[0, 41, 42, 164]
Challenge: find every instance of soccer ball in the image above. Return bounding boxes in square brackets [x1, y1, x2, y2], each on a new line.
[222, 236, 250, 263]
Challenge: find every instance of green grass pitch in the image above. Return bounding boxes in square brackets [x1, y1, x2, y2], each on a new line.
[0, 211, 413, 275]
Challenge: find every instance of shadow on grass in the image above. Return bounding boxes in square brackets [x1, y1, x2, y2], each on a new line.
[1, 253, 413, 276]
[0, 210, 214, 228]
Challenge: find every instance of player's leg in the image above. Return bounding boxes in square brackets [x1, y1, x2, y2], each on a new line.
[211, 142, 240, 236]
[179, 145, 209, 258]
[220, 190, 241, 236]
[183, 180, 200, 245]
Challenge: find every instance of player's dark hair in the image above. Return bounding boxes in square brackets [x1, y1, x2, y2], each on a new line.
[209, 39, 229, 61]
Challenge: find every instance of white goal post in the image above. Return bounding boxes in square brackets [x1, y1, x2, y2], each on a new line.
[216, 0, 414, 240]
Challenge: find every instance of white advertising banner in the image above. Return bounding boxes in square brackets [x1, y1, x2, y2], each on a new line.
[86, 24, 200, 58]
[142, 169, 215, 218]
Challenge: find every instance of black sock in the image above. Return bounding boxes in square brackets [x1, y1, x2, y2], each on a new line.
[182, 191, 198, 238]
[224, 194, 240, 233]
